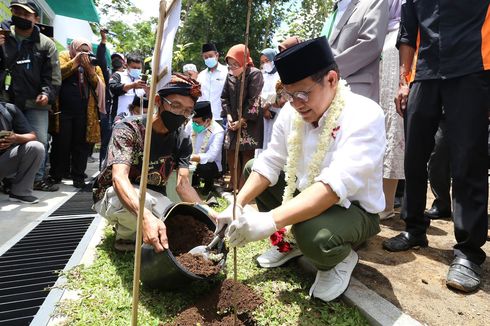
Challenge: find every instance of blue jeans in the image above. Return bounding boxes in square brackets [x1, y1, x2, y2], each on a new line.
[23, 109, 49, 181]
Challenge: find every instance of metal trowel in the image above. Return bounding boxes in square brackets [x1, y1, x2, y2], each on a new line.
[188, 227, 226, 260]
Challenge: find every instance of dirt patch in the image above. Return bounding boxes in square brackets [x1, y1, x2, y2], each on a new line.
[165, 214, 221, 277]
[170, 279, 263, 325]
[353, 210, 490, 326]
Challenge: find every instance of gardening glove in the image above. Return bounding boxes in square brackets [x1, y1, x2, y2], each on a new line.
[215, 203, 243, 234]
[226, 211, 277, 248]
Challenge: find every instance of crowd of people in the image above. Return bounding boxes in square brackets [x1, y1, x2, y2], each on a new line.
[1, 0, 489, 304]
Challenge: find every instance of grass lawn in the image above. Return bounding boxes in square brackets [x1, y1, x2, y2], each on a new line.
[55, 201, 368, 325]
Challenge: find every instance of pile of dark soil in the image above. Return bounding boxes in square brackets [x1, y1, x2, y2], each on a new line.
[166, 214, 220, 277]
[170, 279, 263, 326]
[177, 253, 221, 277]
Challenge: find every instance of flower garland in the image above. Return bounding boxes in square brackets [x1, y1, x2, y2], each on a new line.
[270, 79, 349, 252]
[192, 128, 211, 154]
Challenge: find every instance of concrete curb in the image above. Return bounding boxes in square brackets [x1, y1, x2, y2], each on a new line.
[297, 256, 423, 326]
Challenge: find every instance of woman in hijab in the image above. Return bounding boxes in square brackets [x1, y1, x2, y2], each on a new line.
[256, 48, 282, 156]
[49, 38, 105, 188]
[221, 44, 264, 191]
[379, 0, 404, 220]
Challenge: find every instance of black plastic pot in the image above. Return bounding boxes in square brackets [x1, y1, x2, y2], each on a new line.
[140, 202, 226, 290]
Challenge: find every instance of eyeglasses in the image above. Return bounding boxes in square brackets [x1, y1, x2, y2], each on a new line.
[283, 82, 319, 103]
[162, 97, 194, 118]
[228, 63, 241, 70]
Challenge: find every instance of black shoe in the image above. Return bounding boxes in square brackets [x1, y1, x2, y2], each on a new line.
[73, 179, 86, 188]
[446, 257, 482, 293]
[382, 231, 428, 252]
[424, 207, 451, 220]
[33, 180, 59, 192]
[1, 178, 11, 194]
[46, 176, 61, 184]
[9, 194, 39, 204]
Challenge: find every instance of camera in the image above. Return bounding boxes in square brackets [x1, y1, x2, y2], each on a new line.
[87, 53, 99, 66]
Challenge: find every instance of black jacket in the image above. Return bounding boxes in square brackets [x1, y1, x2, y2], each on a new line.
[398, 0, 490, 81]
[0, 21, 61, 110]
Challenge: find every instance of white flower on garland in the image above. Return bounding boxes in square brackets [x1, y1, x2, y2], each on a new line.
[272, 79, 349, 248]
[282, 79, 349, 202]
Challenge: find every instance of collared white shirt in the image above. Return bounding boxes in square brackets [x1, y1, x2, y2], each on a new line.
[114, 70, 145, 116]
[185, 120, 225, 171]
[197, 63, 228, 121]
[253, 90, 386, 213]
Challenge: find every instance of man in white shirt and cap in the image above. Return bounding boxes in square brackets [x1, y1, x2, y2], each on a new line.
[186, 101, 224, 195]
[217, 36, 385, 302]
[197, 43, 228, 125]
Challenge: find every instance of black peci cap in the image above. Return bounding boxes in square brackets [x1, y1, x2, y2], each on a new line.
[274, 36, 336, 85]
[193, 101, 212, 118]
[202, 43, 218, 53]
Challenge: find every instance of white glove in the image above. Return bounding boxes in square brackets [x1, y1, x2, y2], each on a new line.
[215, 203, 243, 234]
[226, 211, 277, 247]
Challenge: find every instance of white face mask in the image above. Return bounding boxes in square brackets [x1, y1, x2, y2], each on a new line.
[262, 62, 274, 73]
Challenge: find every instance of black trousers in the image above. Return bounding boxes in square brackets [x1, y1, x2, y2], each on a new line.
[402, 72, 489, 265]
[192, 162, 219, 192]
[427, 116, 451, 212]
[50, 113, 89, 182]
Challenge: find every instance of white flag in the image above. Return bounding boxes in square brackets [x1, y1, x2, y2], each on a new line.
[155, 0, 182, 90]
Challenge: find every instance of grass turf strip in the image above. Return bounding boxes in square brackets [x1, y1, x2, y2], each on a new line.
[54, 198, 367, 325]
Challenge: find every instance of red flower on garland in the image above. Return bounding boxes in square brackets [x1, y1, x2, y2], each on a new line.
[269, 228, 293, 253]
[331, 126, 341, 139]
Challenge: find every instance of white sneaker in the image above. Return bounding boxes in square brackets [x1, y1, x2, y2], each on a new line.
[309, 250, 358, 302]
[256, 245, 302, 268]
[379, 210, 395, 220]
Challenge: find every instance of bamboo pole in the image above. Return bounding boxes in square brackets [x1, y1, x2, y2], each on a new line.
[130, 0, 177, 324]
[232, 1, 253, 324]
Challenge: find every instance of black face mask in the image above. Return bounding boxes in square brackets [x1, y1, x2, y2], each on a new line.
[160, 110, 186, 132]
[11, 15, 33, 30]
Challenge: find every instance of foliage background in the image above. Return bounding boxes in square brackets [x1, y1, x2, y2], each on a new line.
[93, 0, 334, 73]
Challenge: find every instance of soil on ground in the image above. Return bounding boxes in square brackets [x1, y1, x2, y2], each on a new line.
[353, 209, 490, 326]
[166, 214, 221, 277]
[170, 279, 263, 326]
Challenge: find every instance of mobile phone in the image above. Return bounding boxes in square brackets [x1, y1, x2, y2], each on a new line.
[141, 74, 148, 82]
[0, 130, 13, 138]
[0, 29, 10, 36]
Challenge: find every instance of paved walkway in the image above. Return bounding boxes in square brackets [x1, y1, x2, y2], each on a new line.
[0, 157, 100, 249]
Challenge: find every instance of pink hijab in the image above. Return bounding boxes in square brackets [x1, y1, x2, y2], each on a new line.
[68, 38, 106, 114]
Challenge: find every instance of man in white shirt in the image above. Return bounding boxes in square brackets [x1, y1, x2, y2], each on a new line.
[218, 36, 385, 302]
[197, 43, 228, 124]
[186, 101, 224, 195]
[109, 53, 148, 122]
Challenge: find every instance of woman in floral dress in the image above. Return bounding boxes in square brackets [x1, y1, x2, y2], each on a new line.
[221, 44, 264, 190]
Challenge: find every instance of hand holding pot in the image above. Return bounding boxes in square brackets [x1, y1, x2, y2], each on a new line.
[142, 212, 168, 252]
[226, 211, 277, 247]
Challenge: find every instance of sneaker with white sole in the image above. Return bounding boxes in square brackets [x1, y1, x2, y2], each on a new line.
[9, 194, 39, 204]
[309, 249, 358, 302]
[256, 245, 303, 268]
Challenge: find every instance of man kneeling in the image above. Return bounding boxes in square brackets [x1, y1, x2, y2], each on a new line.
[93, 74, 216, 252]
[218, 37, 385, 302]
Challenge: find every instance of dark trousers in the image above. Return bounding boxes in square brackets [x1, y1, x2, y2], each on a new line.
[99, 113, 112, 169]
[192, 162, 219, 192]
[402, 72, 489, 265]
[428, 116, 451, 212]
[50, 114, 90, 182]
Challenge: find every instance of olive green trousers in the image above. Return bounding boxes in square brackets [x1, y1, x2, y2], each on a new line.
[244, 159, 380, 270]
